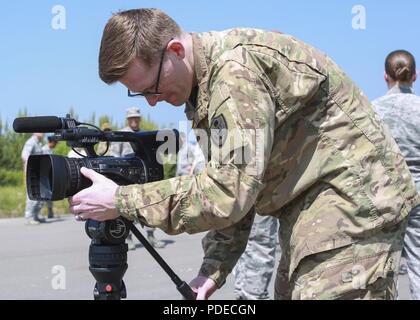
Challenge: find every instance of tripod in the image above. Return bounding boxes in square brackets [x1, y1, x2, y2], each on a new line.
[85, 217, 196, 300]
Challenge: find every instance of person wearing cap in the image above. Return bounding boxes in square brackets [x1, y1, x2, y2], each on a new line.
[42, 136, 58, 218]
[110, 107, 166, 250]
[110, 107, 142, 157]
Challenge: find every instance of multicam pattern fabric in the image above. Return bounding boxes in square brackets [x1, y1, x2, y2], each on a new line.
[115, 29, 420, 298]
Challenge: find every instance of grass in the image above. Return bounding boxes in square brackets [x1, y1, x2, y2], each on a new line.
[0, 185, 70, 219]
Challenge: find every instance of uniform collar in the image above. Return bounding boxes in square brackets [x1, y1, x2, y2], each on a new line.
[386, 84, 415, 95]
[185, 33, 210, 127]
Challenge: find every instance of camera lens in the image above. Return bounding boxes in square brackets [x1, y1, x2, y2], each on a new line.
[26, 151, 152, 202]
[26, 154, 92, 201]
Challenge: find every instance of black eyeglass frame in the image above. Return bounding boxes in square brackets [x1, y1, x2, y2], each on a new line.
[127, 39, 173, 98]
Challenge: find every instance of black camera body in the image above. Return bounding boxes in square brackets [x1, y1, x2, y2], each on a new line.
[14, 114, 178, 201]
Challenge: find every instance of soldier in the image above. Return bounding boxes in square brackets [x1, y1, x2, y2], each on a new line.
[22, 133, 45, 225]
[372, 50, 420, 300]
[110, 107, 166, 250]
[42, 136, 58, 218]
[233, 215, 279, 300]
[69, 9, 420, 300]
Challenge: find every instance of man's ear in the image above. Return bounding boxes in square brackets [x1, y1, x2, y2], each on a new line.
[413, 71, 417, 83]
[167, 40, 185, 59]
[384, 72, 390, 83]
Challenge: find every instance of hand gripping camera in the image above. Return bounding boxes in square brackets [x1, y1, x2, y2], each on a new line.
[13, 115, 196, 300]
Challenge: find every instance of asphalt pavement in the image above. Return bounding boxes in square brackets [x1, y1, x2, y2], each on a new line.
[0, 216, 411, 300]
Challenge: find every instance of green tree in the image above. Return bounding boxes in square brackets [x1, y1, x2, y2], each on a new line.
[98, 115, 113, 129]
[68, 106, 78, 119]
[17, 107, 28, 118]
[54, 141, 71, 156]
[88, 111, 96, 126]
[141, 117, 158, 131]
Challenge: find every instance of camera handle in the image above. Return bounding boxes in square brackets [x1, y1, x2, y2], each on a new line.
[86, 217, 196, 300]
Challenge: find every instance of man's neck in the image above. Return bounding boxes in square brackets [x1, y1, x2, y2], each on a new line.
[184, 33, 197, 88]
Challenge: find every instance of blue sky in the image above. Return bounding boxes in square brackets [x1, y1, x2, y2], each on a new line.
[1, 0, 419, 130]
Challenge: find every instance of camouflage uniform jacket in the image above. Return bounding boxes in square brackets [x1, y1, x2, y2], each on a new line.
[115, 29, 420, 287]
[372, 85, 420, 190]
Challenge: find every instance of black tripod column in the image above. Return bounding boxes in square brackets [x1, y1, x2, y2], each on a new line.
[85, 218, 130, 300]
[89, 243, 128, 300]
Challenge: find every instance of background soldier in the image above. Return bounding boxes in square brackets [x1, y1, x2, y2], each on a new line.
[41, 136, 58, 218]
[110, 107, 165, 249]
[22, 133, 45, 225]
[109, 107, 142, 157]
[69, 9, 420, 300]
[372, 50, 420, 300]
[233, 215, 279, 300]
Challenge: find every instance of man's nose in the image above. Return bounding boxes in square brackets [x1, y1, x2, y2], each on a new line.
[145, 95, 159, 107]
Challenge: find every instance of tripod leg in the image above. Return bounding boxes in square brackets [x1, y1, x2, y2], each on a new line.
[127, 221, 196, 300]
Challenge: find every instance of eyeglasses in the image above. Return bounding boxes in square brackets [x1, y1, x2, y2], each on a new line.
[127, 41, 170, 98]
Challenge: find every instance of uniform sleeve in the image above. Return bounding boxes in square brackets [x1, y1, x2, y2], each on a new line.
[198, 207, 256, 288]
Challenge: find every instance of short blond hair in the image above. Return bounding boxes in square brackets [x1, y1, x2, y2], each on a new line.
[98, 8, 182, 84]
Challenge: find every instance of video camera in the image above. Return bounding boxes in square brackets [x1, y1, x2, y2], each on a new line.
[13, 114, 177, 201]
[13, 114, 196, 300]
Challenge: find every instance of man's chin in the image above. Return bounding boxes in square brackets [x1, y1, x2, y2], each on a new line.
[166, 97, 186, 107]
[173, 101, 185, 107]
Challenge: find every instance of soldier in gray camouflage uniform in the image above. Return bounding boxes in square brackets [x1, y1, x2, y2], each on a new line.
[372, 50, 420, 300]
[69, 9, 420, 300]
[233, 214, 279, 300]
[110, 107, 165, 249]
[109, 107, 143, 158]
[41, 136, 58, 218]
[22, 133, 45, 225]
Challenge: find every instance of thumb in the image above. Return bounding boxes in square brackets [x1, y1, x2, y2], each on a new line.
[80, 167, 103, 183]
